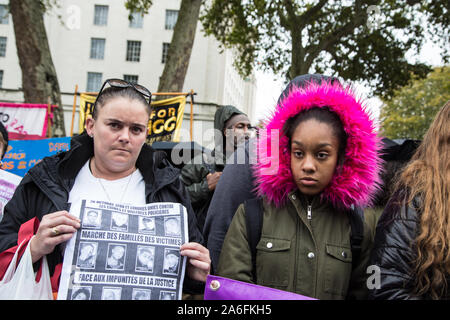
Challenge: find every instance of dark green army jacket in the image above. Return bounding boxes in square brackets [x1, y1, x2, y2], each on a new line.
[217, 191, 373, 300]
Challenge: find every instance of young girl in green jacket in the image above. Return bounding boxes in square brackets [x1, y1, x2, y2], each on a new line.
[217, 76, 381, 300]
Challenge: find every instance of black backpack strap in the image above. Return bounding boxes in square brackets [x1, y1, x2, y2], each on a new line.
[244, 198, 264, 282]
[346, 205, 364, 270]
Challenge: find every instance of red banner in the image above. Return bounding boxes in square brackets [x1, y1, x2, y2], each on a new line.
[0, 102, 55, 140]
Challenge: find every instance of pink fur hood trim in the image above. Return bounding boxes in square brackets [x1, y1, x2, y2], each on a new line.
[253, 82, 382, 209]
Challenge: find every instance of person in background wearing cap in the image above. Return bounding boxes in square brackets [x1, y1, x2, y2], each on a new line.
[180, 105, 252, 233]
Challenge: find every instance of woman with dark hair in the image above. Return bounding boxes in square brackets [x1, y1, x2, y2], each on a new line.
[216, 79, 382, 299]
[369, 101, 450, 300]
[0, 79, 210, 298]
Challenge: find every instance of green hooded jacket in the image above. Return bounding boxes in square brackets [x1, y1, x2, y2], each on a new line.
[216, 191, 373, 300]
[216, 78, 381, 300]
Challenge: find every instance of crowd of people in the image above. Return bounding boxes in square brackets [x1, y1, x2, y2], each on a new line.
[0, 74, 448, 300]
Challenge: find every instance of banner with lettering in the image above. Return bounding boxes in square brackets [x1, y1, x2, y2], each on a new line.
[77, 94, 185, 143]
[2, 137, 71, 177]
[58, 200, 188, 300]
[146, 96, 185, 144]
[78, 93, 97, 134]
[0, 102, 54, 140]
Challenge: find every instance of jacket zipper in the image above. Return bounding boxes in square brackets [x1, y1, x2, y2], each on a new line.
[293, 199, 311, 293]
[293, 216, 299, 293]
[306, 200, 317, 297]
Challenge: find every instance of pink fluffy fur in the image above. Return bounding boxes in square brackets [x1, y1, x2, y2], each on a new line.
[253, 82, 382, 209]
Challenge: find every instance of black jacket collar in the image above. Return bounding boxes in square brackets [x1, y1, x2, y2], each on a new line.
[32, 132, 182, 204]
[58, 132, 160, 191]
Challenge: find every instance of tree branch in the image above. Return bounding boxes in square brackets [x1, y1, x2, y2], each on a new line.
[283, 0, 298, 26]
[298, 0, 328, 29]
[304, 1, 366, 68]
[276, 3, 290, 29]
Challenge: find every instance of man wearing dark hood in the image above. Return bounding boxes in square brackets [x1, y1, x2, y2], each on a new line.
[180, 105, 251, 233]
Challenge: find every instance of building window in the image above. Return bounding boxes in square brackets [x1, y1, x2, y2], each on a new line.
[94, 5, 108, 26]
[0, 37, 6, 57]
[126, 40, 141, 62]
[123, 75, 139, 84]
[87, 72, 102, 92]
[0, 5, 9, 24]
[165, 10, 178, 30]
[0, 70, 3, 88]
[129, 11, 143, 28]
[90, 38, 105, 59]
[162, 43, 170, 63]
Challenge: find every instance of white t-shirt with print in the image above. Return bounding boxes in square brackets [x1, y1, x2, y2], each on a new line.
[68, 160, 146, 208]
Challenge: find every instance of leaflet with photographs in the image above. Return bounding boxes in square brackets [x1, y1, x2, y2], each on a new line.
[58, 200, 188, 300]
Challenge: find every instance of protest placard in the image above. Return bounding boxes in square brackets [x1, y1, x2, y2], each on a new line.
[146, 96, 186, 144]
[0, 102, 54, 140]
[58, 200, 188, 300]
[2, 137, 71, 177]
[0, 170, 22, 222]
[78, 94, 96, 134]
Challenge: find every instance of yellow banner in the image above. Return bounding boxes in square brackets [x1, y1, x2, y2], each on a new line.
[78, 93, 97, 134]
[78, 94, 185, 143]
[147, 96, 186, 144]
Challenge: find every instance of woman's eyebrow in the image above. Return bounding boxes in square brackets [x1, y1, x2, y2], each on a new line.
[291, 141, 332, 148]
[105, 118, 147, 128]
[316, 143, 333, 148]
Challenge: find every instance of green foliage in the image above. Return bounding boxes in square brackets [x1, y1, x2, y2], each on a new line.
[124, 0, 153, 20]
[124, 0, 153, 13]
[40, 0, 60, 11]
[380, 66, 450, 139]
[201, 0, 449, 98]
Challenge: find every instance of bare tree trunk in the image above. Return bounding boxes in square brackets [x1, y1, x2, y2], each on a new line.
[156, 0, 202, 100]
[9, 0, 65, 136]
[290, 29, 308, 80]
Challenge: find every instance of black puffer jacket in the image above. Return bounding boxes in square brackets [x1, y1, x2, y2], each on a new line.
[369, 190, 449, 299]
[0, 132, 203, 292]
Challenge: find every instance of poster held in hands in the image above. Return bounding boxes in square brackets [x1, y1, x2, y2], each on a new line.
[0, 170, 22, 222]
[58, 200, 188, 300]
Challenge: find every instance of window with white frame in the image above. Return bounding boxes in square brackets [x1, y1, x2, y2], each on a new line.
[94, 5, 108, 26]
[162, 43, 170, 63]
[123, 75, 139, 84]
[126, 41, 141, 62]
[0, 70, 3, 88]
[129, 11, 143, 28]
[0, 37, 6, 57]
[165, 10, 178, 30]
[87, 72, 102, 92]
[0, 5, 9, 24]
[90, 38, 105, 59]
